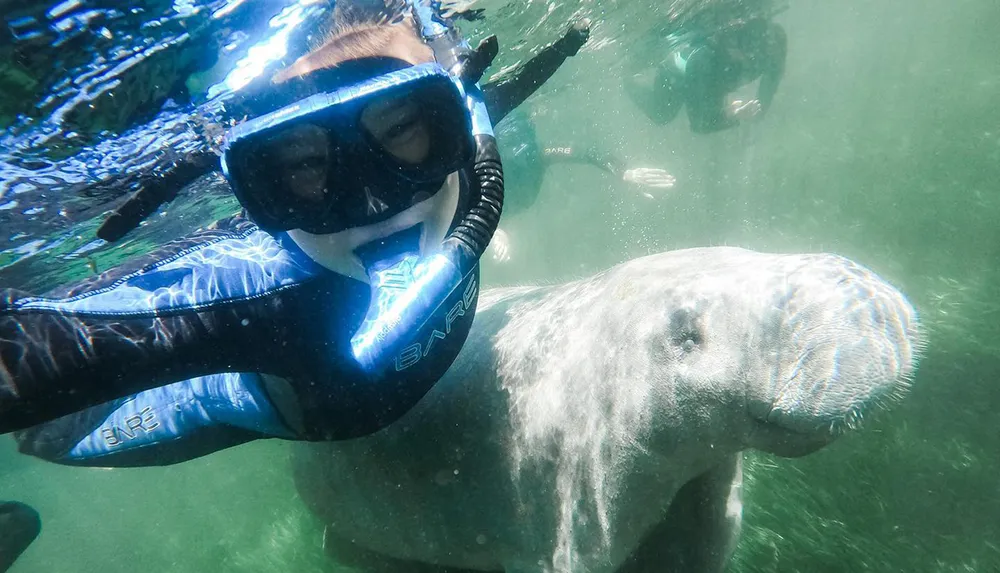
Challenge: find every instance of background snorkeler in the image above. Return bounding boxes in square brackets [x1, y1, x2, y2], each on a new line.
[623, 5, 787, 134]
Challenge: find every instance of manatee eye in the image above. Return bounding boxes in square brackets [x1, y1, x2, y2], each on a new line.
[670, 307, 703, 351]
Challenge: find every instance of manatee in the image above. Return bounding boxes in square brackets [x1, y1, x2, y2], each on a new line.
[292, 246, 922, 573]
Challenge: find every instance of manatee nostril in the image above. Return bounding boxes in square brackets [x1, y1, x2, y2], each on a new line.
[670, 307, 703, 350]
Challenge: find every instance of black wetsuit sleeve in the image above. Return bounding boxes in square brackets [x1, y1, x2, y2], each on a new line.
[0, 220, 305, 434]
[482, 24, 588, 123]
[95, 149, 219, 242]
[685, 47, 739, 134]
[16, 418, 261, 468]
[2, 204, 482, 458]
[756, 23, 787, 116]
[0, 292, 251, 433]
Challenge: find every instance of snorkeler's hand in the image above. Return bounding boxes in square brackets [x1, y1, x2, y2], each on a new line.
[555, 18, 591, 56]
[489, 228, 512, 263]
[623, 168, 677, 195]
[727, 99, 762, 122]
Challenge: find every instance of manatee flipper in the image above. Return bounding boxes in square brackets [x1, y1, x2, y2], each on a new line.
[616, 454, 744, 573]
[0, 501, 41, 572]
[322, 526, 501, 573]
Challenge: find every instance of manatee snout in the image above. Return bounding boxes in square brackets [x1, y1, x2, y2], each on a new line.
[749, 254, 921, 453]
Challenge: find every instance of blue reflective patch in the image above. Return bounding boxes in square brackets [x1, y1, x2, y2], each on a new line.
[12, 228, 324, 316]
[351, 252, 463, 372]
[64, 373, 293, 461]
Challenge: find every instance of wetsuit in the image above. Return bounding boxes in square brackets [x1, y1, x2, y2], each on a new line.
[2, 23, 590, 468]
[626, 19, 786, 134]
[4, 215, 479, 465]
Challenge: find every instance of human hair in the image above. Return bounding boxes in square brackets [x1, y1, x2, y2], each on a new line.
[272, 16, 433, 84]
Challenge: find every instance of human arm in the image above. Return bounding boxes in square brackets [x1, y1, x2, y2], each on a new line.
[688, 22, 786, 132]
[95, 148, 219, 242]
[13, 373, 296, 467]
[481, 19, 590, 124]
[541, 144, 622, 174]
[541, 145, 676, 190]
[2, 216, 480, 452]
[0, 286, 256, 435]
[0, 218, 319, 435]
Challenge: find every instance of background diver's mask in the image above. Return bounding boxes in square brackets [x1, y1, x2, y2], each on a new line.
[221, 14, 504, 375]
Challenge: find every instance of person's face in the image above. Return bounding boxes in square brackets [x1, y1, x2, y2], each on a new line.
[267, 27, 469, 281]
[271, 29, 438, 181]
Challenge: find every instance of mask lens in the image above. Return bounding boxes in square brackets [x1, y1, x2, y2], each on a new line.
[229, 123, 341, 231]
[359, 78, 473, 178]
[361, 94, 432, 166]
[258, 124, 332, 203]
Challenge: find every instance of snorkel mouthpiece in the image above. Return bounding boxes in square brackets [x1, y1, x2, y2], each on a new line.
[350, 253, 462, 372]
[349, 132, 502, 373]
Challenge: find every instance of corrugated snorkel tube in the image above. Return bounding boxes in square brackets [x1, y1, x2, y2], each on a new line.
[409, 0, 504, 269]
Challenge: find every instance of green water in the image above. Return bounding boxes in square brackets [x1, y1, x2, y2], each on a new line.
[2, 0, 999, 571]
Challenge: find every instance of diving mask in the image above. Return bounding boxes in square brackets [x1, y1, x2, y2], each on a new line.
[221, 63, 476, 235]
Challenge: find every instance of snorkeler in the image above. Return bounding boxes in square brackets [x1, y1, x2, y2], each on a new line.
[0, 2, 588, 466]
[0, 501, 40, 573]
[489, 105, 676, 262]
[623, 16, 786, 134]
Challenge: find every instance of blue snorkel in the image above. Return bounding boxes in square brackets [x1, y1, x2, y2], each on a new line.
[350, 0, 504, 373]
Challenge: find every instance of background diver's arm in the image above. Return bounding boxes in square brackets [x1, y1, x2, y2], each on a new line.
[13, 373, 296, 467]
[541, 145, 622, 175]
[482, 19, 590, 124]
[541, 145, 677, 190]
[755, 22, 787, 116]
